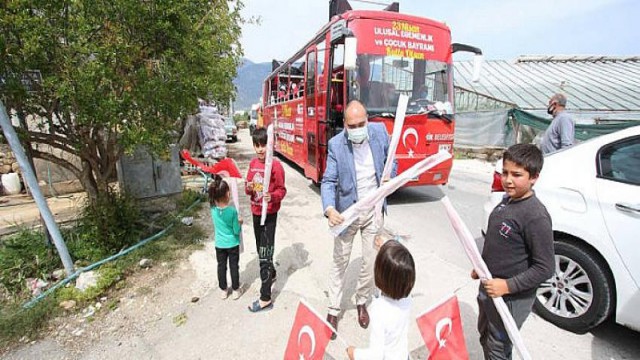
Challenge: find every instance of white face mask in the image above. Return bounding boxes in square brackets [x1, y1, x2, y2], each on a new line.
[347, 126, 368, 144]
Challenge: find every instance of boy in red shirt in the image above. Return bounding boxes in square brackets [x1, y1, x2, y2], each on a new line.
[245, 127, 287, 312]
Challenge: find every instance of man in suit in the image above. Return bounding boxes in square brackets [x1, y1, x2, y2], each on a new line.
[321, 100, 395, 339]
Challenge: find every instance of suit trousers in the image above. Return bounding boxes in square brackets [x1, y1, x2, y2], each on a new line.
[328, 210, 379, 316]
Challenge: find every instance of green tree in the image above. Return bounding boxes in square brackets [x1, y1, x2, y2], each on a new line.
[0, 0, 244, 201]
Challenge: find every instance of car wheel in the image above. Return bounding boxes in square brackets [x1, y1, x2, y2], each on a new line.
[534, 240, 614, 333]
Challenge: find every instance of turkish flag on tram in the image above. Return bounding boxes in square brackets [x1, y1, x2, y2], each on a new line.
[416, 295, 469, 360]
[284, 300, 333, 360]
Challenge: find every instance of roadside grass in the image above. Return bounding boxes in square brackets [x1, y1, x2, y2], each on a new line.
[453, 148, 471, 160]
[0, 189, 206, 349]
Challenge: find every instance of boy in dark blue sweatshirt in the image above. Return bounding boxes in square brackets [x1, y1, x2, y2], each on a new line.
[472, 144, 555, 359]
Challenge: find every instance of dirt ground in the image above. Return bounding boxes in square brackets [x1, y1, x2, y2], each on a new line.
[3, 128, 639, 360]
[0, 192, 85, 236]
[0, 180, 219, 359]
[1, 129, 329, 359]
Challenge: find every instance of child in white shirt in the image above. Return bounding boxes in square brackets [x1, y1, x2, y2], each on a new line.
[347, 240, 415, 360]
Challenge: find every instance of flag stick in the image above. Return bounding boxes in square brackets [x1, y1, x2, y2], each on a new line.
[260, 123, 274, 226]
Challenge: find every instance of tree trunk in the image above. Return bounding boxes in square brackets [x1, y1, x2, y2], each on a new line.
[16, 109, 38, 196]
[79, 159, 99, 203]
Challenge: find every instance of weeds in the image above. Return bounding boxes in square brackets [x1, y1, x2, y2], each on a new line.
[56, 264, 124, 304]
[0, 297, 58, 348]
[0, 189, 205, 348]
[0, 230, 62, 297]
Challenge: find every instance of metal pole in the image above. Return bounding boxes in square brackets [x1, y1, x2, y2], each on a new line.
[0, 101, 75, 275]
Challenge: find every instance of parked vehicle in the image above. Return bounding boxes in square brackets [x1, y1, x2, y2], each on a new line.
[483, 126, 640, 333]
[249, 103, 260, 135]
[224, 117, 238, 142]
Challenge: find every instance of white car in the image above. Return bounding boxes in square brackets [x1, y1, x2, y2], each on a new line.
[483, 125, 640, 333]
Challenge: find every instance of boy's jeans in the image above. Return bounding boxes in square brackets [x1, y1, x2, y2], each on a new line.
[477, 286, 536, 360]
[252, 213, 277, 302]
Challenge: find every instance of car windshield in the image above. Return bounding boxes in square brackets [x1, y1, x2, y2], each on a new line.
[348, 54, 451, 116]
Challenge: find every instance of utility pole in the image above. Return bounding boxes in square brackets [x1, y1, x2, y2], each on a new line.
[0, 101, 74, 276]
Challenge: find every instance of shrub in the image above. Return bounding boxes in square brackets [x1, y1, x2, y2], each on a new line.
[77, 190, 143, 254]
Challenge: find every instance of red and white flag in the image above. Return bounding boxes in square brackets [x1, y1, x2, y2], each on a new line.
[180, 150, 242, 178]
[284, 299, 333, 360]
[260, 123, 274, 225]
[416, 295, 469, 360]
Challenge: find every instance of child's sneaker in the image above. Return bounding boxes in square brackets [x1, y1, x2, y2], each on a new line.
[220, 287, 229, 299]
[232, 288, 243, 300]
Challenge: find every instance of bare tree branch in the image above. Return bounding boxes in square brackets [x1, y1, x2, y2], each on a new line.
[26, 131, 80, 156]
[30, 149, 81, 177]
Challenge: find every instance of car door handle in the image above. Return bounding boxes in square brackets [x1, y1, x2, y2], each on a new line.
[615, 203, 640, 214]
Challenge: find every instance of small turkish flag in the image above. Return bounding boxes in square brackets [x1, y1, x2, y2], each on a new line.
[416, 295, 469, 360]
[283, 300, 333, 360]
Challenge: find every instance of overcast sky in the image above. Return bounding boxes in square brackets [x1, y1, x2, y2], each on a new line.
[240, 0, 640, 63]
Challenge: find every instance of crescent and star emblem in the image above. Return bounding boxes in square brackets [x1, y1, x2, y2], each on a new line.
[402, 127, 419, 158]
[435, 317, 453, 348]
[297, 325, 316, 360]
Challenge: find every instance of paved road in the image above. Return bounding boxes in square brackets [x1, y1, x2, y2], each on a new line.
[4, 128, 639, 359]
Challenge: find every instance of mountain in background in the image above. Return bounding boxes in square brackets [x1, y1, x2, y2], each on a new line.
[233, 58, 271, 111]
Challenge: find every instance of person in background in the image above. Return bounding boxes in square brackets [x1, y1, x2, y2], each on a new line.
[346, 240, 415, 360]
[473, 144, 554, 359]
[209, 174, 243, 300]
[540, 93, 575, 154]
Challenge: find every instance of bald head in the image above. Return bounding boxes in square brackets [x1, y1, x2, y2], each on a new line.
[344, 100, 368, 129]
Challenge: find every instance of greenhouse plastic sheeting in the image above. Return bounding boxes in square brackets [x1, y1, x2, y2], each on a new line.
[510, 109, 639, 141]
[454, 110, 510, 147]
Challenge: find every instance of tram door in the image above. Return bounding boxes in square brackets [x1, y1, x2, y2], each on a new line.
[304, 48, 319, 180]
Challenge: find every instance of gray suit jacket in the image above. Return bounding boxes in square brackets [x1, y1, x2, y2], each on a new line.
[321, 122, 395, 214]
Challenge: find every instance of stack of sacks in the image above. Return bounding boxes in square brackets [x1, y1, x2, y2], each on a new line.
[197, 105, 228, 159]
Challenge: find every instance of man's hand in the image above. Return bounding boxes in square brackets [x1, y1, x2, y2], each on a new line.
[482, 278, 510, 298]
[346, 346, 355, 360]
[263, 192, 271, 202]
[374, 235, 384, 251]
[238, 217, 244, 225]
[325, 207, 344, 227]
